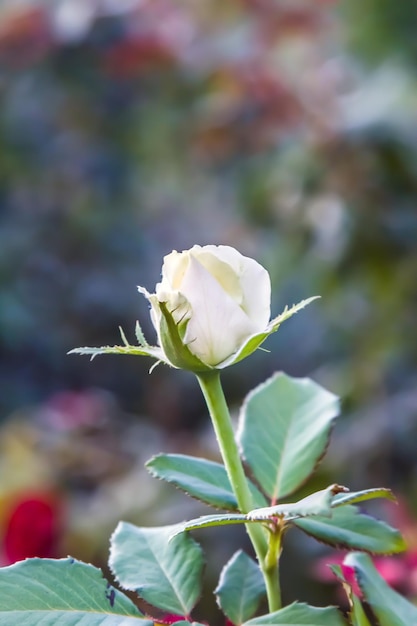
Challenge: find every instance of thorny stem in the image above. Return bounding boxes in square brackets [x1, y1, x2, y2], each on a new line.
[196, 371, 282, 612]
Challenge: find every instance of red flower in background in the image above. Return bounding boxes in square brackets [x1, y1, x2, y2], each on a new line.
[2, 492, 63, 565]
[0, 7, 53, 67]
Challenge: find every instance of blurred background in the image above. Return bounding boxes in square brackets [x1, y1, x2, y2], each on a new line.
[1, 0, 417, 619]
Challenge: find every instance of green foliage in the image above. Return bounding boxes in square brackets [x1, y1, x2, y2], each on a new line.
[349, 598, 373, 626]
[109, 522, 204, 617]
[237, 373, 340, 499]
[215, 550, 266, 625]
[68, 343, 165, 363]
[332, 488, 396, 508]
[248, 484, 346, 520]
[0, 367, 407, 624]
[332, 565, 372, 626]
[0, 558, 150, 625]
[171, 513, 248, 535]
[146, 453, 267, 510]
[343, 553, 417, 626]
[0, 366, 406, 626]
[243, 602, 348, 626]
[294, 506, 406, 554]
[248, 485, 396, 524]
[342, 0, 417, 64]
[172, 484, 400, 546]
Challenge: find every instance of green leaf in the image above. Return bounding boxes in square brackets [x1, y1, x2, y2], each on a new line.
[215, 551, 266, 625]
[248, 484, 347, 521]
[146, 454, 267, 511]
[0, 557, 151, 625]
[243, 601, 347, 625]
[344, 552, 417, 626]
[349, 595, 372, 626]
[171, 513, 248, 536]
[172, 486, 394, 538]
[237, 373, 340, 500]
[294, 506, 406, 554]
[332, 488, 396, 508]
[109, 522, 204, 616]
[68, 343, 165, 362]
[331, 565, 372, 626]
[247, 486, 396, 523]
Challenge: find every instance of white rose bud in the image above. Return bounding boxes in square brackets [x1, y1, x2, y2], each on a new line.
[140, 245, 271, 370]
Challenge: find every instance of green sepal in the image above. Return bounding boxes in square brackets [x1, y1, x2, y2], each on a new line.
[69, 296, 318, 371]
[69, 321, 166, 364]
[135, 320, 149, 346]
[217, 297, 320, 369]
[157, 301, 213, 372]
[68, 344, 166, 361]
[146, 453, 267, 511]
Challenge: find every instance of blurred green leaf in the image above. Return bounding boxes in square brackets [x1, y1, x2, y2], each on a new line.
[109, 522, 203, 616]
[344, 552, 417, 626]
[350, 595, 372, 626]
[331, 565, 372, 626]
[237, 373, 340, 500]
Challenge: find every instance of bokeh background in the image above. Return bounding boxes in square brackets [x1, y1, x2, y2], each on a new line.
[1, 0, 417, 618]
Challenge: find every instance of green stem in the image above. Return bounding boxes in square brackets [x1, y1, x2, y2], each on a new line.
[196, 371, 282, 612]
[265, 528, 283, 611]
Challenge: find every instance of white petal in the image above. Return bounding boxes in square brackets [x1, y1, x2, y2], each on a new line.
[160, 249, 190, 290]
[238, 257, 271, 328]
[192, 245, 271, 329]
[138, 285, 161, 336]
[180, 255, 258, 365]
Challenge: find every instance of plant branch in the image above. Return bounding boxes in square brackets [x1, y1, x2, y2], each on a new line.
[196, 371, 282, 612]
